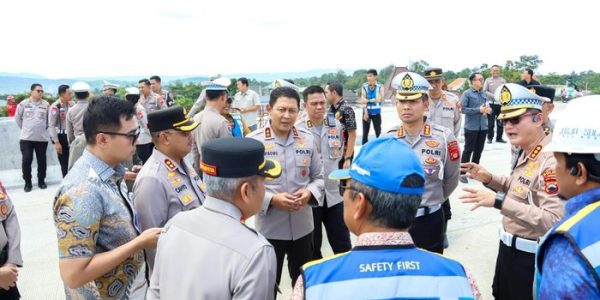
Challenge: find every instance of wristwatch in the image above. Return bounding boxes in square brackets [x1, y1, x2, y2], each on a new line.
[494, 192, 506, 210]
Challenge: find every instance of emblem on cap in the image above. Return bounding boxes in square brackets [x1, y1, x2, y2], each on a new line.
[401, 74, 414, 90]
[529, 87, 537, 94]
[500, 86, 512, 105]
[429, 71, 437, 77]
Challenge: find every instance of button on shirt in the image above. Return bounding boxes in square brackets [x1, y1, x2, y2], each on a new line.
[247, 125, 324, 240]
[133, 148, 205, 272]
[148, 196, 277, 300]
[460, 88, 488, 131]
[15, 98, 50, 141]
[48, 100, 74, 143]
[233, 89, 261, 127]
[54, 150, 145, 300]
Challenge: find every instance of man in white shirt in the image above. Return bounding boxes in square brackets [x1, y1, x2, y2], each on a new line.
[233, 77, 262, 131]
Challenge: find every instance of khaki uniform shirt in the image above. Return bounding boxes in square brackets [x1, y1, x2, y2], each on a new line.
[48, 100, 74, 143]
[0, 181, 23, 267]
[295, 115, 344, 207]
[488, 134, 564, 240]
[15, 98, 50, 141]
[66, 99, 89, 144]
[483, 77, 507, 103]
[384, 122, 461, 207]
[427, 91, 462, 137]
[148, 197, 276, 300]
[191, 106, 232, 170]
[247, 125, 324, 240]
[141, 92, 167, 114]
[133, 148, 204, 272]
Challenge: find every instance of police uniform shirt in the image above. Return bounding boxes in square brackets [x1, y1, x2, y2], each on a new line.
[66, 99, 89, 143]
[134, 103, 152, 145]
[0, 181, 23, 267]
[48, 100, 74, 143]
[133, 148, 205, 271]
[191, 106, 232, 167]
[15, 98, 50, 142]
[141, 92, 167, 114]
[295, 115, 344, 207]
[148, 196, 277, 300]
[384, 122, 461, 207]
[247, 124, 324, 240]
[486, 134, 564, 239]
[426, 91, 462, 137]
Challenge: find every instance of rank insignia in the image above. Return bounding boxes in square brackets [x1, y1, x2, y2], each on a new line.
[529, 145, 543, 160]
[425, 140, 440, 148]
[425, 156, 437, 165]
[164, 159, 176, 170]
[0, 204, 7, 216]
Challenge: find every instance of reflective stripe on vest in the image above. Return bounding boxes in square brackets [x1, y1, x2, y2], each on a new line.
[363, 83, 381, 115]
[536, 200, 600, 293]
[302, 246, 474, 300]
[231, 114, 244, 137]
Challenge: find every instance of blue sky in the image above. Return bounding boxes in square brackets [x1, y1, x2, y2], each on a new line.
[0, 0, 598, 78]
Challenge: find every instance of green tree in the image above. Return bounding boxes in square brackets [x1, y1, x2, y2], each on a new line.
[409, 60, 429, 73]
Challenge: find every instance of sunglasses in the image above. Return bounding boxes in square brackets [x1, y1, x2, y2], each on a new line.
[338, 181, 358, 197]
[35, 89, 44, 93]
[427, 79, 441, 84]
[97, 127, 141, 145]
[501, 112, 533, 126]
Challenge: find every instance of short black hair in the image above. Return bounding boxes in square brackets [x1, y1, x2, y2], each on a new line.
[206, 89, 227, 101]
[139, 79, 151, 86]
[564, 153, 600, 182]
[31, 83, 42, 91]
[367, 69, 378, 76]
[149, 75, 161, 83]
[525, 68, 534, 76]
[469, 72, 482, 83]
[83, 96, 135, 145]
[326, 81, 343, 97]
[125, 94, 140, 105]
[491, 64, 501, 69]
[58, 85, 70, 96]
[75, 91, 89, 100]
[302, 85, 325, 100]
[269, 87, 300, 108]
[238, 77, 249, 86]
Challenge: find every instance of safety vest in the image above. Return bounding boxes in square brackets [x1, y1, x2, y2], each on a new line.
[302, 246, 474, 300]
[231, 113, 244, 137]
[363, 82, 381, 115]
[536, 198, 600, 294]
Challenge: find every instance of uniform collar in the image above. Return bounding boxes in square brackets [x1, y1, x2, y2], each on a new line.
[202, 196, 243, 221]
[396, 122, 432, 138]
[151, 148, 186, 173]
[565, 187, 600, 217]
[525, 134, 551, 161]
[81, 150, 125, 182]
[205, 106, 221, 114]
[356, 232, 414, 247]
[263, 123, 300, 146]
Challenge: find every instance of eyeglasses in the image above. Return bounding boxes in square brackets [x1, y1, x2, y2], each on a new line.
[97, 127, 141, 145]
[338, 181, 358, 197]
[35, 89, 44, 93]
[427, 79, 441, 84]
[501, 112, 533, 126]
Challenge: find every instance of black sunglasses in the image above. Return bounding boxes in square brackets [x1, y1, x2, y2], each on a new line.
[500, 112, 533, 126]
[35, 89, 44, 93]
[97, 127, 141, 145]
[338, 181, 358, 197]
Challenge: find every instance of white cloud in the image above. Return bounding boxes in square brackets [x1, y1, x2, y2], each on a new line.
[0, 0, 598, 79]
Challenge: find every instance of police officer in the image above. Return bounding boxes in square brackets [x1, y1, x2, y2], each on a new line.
[459, 83, 564, 300]
[247, 86, 324, 291]
[535, 96, 600, 299]
[148, 138, 280, 299]
[48, 84, 74, 177]
[102, 81, 119, 95]
[424, 67, 462, 248]
[292, 138, 480, 300]
[133, 106, 205, 273]
[125, 87, 154, 163]
[66, 81, 91, 144]
[150, 75, 175, 107]
[0, 181, 23, 299]
[191, 80, 233, 171]
[186, 76, 231, 118]
[295, 85, 350, 259]
[139, 78, 166, 114]
[383, 72, 460, 254]
[15, 83, 50, 192]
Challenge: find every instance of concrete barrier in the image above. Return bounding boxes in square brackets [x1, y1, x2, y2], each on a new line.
[0, 117, 62, 188]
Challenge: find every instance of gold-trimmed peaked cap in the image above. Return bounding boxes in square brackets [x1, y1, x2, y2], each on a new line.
[391, 71, 432, 101]
[201, 137, 281, 178]
[494, 83, 545, 120]
[147, 106, 199, 132]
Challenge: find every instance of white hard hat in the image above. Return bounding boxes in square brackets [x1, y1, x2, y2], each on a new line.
[545, 95, 600, 155]
[125, 87, 139, 95]
[72, 81, 91, 92]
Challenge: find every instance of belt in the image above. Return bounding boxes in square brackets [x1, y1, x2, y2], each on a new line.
[499, 227, 537, 254]
[415, 204, 442, 218]
[58, 130, 66, 135]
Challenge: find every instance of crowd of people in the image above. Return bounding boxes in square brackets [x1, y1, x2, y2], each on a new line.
[0, 67, 599, 300]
